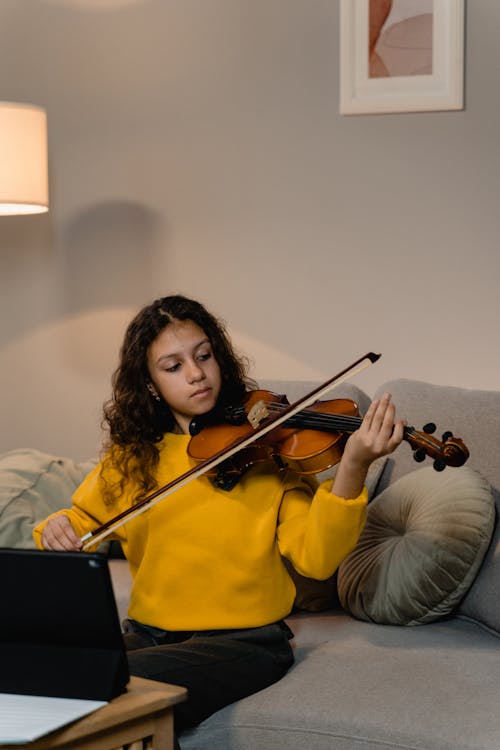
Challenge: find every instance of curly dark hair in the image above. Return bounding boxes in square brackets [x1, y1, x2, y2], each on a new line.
[100, 295, 253, 505]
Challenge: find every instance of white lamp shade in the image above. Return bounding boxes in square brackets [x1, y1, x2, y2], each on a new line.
[0, 102, 49, 215]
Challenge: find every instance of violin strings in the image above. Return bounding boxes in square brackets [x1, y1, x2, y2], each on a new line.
[263, 401, 362, 432]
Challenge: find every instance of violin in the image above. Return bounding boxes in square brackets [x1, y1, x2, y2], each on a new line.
[187, 389, 470, 489]
[80, 352, 469, 549]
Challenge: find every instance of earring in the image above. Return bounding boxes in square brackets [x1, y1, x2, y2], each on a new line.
[147, 382, 161, 402]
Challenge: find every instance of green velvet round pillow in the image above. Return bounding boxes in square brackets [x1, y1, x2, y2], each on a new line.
[337, 466, 495, 625]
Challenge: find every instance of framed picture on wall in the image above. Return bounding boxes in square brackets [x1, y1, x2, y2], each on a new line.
[340, 0, 465, 115]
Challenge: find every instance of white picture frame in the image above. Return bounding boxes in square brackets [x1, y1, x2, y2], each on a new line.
[340, 0, 465, 115]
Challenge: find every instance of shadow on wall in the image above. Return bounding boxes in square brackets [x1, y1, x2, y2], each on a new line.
[0, 214, 55, 347]
[61, 200, 164, 315]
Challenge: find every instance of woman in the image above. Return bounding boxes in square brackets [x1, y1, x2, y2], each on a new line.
[34, 294, 404, 739]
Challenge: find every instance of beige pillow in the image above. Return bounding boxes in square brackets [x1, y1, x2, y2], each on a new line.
[0, 449, 97, 549]
[337, 466, 495, 625]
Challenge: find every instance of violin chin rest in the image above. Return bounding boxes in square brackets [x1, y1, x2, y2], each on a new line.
[188, 417, 202, 436]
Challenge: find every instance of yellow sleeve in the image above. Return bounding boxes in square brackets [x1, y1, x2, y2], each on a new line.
[277, 475, 368, 580]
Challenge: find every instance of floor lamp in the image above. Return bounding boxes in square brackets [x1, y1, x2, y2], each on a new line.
[0, 102, 49, 215]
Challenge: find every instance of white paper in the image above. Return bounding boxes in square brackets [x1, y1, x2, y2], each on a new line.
[0, 693, 107, 744]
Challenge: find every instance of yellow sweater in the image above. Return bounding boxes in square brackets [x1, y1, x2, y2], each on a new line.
[33, 434, 367, 630]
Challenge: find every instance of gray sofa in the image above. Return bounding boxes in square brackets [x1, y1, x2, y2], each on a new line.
[1, 377, 499, 750]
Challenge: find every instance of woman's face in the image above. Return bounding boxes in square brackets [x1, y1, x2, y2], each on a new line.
[147, 319, 222, 434]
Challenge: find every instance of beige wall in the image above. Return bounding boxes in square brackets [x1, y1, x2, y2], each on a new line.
[0, 0, 499, 460]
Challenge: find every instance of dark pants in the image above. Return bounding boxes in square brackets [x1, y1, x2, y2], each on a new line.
[123, 618, 294, 739]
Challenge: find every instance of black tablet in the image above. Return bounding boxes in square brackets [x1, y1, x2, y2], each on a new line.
[0, 548, 129, 700]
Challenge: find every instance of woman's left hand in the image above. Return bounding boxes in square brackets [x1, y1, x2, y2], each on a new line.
[345, 392, 404, 464]
[332, 393, 405, 500]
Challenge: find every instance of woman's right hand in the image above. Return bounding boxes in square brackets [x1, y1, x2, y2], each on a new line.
[41, 515, 83, 551]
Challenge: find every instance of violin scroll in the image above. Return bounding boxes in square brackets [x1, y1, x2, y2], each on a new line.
[405, 423, 469, 471]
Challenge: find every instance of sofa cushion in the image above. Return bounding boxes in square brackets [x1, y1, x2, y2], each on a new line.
[180, 615, 500, 750]
[374, 378, 500, 634]
[337, 465, 495, 625]
[0, 449, 97, 548]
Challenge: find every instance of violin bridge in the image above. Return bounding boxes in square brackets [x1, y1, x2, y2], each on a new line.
[247, 400, 269, 429]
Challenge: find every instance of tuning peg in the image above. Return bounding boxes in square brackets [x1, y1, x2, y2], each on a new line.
[413, 449, 426, 463]
[433, 458, 446, 471]
[442, 430, 453, 442]
[423, 422, 436, 434]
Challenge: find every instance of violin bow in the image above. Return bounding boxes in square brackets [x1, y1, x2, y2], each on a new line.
[81, 352, 380, 550]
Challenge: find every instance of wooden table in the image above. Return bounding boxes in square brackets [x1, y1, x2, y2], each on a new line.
[1, 677, 187, 750]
